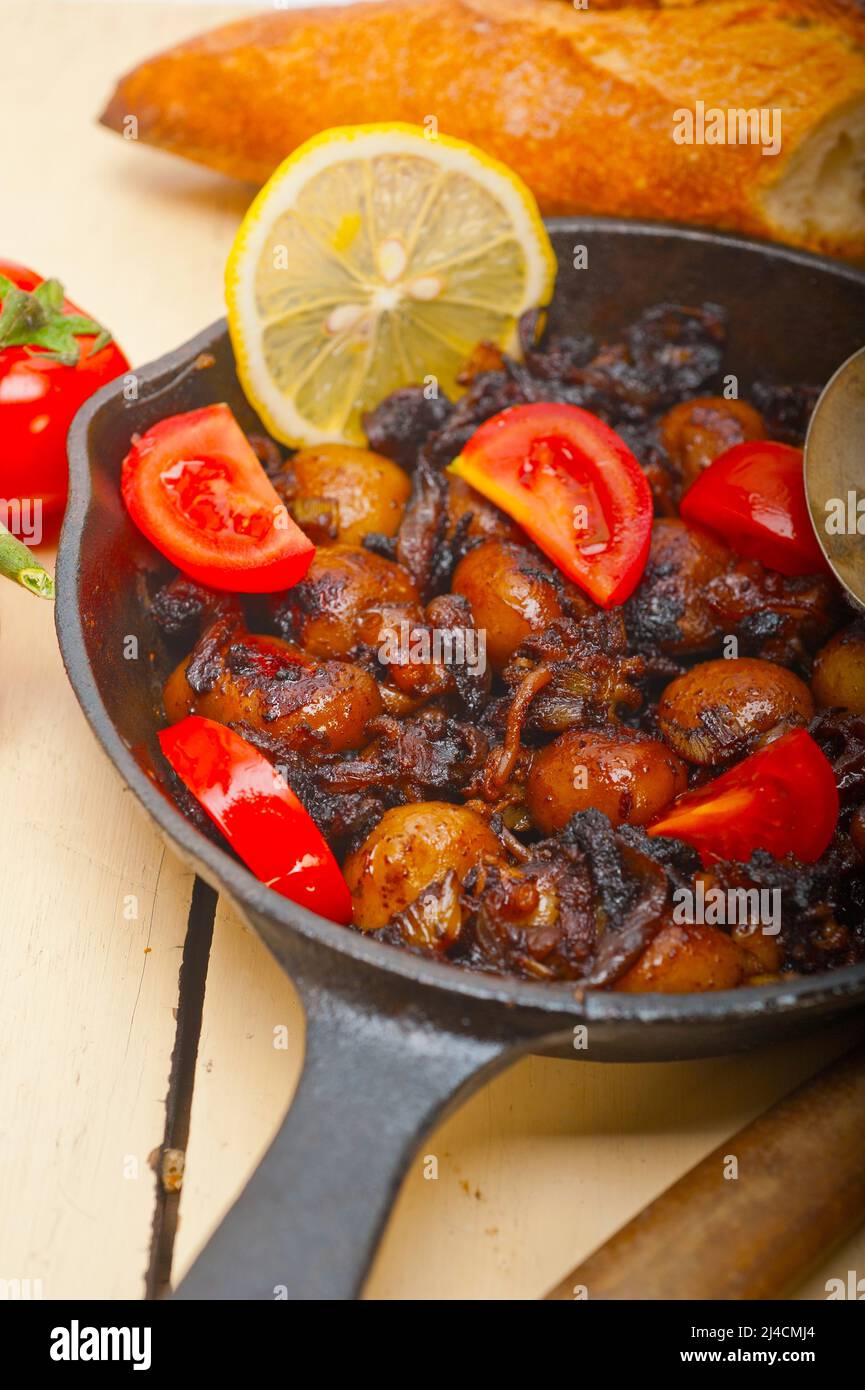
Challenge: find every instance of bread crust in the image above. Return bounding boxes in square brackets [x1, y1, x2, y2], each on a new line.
[101, 0, 865, 259]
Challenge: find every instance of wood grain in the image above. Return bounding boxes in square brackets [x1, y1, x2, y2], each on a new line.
[1, 0, 864, 1302]
[545, 1041, 865, 1300]
[0, 0, 246, 1303]
[0, 555, 197, 1297]
[170, 896, 304, 1286]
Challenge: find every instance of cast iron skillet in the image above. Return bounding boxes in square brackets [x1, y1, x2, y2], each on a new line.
[57, 220, 865, 1300]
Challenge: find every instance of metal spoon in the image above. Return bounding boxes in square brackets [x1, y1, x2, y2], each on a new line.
[805, 346, 865, 609]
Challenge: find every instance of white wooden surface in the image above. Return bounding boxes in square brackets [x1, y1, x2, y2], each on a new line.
[1, 0, 863, 1301]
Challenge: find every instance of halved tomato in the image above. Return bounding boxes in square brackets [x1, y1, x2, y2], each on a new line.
[159, 715, 352, 923]
[680, 440, 829, 578]
[121, 403, 314, 591]
[447, 403, 653, 607]
[648, 728, 838, 865]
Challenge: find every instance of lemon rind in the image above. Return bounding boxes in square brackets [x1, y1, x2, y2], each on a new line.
[226, 122, 557, 448]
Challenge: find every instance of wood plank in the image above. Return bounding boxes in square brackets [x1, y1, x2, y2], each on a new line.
[0, 0, 244, 1301]
[0, 0, 249, 369]
[3, 0, 864, 1303]
[170, 897, 304, 1285]
[173, 902, 865, 1300]
[368, 1025, 865, 1299]
[0, 563, 198, 1297]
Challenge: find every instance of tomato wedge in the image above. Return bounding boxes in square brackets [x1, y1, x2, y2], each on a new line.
[648, 729, 838, 865]
[447, 402, 653, 607]
[159, 716, 352, 923]
[121, 403, 314, 592]
[680, 440, 828, 578]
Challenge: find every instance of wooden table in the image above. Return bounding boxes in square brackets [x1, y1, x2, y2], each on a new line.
[2, 0, 863, 1301]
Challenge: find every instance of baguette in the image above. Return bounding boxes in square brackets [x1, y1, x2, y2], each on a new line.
[100, 0, 865, 259]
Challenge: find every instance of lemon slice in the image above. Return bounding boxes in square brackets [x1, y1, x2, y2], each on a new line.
[225, 123, 557, 447]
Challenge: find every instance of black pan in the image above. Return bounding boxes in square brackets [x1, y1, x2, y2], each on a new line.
[57, 219, 865, 1300]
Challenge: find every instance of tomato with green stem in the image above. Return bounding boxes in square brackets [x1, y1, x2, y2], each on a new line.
[0, 260, 129, 533]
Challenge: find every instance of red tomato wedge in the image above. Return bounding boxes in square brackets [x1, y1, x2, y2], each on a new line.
[447, 402, 653, 607]
[680, 440, 828, 578]
[159, 716, 352, 923]
[648, 729, 838, 865]
[121, 403, 314, 592]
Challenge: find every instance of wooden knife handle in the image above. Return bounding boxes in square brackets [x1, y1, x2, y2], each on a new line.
[545, 1038, 865, 1300]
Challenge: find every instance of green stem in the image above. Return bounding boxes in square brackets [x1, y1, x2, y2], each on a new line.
[0, 520, 54, 600]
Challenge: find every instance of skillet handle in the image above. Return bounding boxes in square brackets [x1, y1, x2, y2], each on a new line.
[172, 921, 543, 1301]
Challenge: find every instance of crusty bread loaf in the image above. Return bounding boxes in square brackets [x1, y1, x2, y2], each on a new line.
[100, 0, 865, 259]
